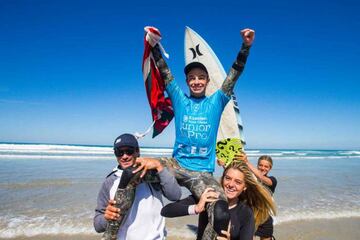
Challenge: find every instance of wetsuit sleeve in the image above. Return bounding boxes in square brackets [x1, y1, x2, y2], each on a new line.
[161, 195, 197, 217]
[268, 176, 277, 194]
[151, 44, 174, 86]
[221, 44, 251, 96]
[239, 206, 255, 240]
[158, 168, 182, 201]
[197, 211, 208, 239]
[93, 179, 111, 233]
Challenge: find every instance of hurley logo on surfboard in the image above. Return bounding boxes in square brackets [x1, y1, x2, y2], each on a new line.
[189, 44, 204, 59]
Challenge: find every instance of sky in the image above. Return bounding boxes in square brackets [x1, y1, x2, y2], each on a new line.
[0, 0, 359, 149]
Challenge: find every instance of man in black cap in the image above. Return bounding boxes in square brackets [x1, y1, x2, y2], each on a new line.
[149, 28, 255, 239]
[94, 133, 181, 240]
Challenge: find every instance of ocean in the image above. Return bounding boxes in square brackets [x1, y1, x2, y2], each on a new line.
[0, 143, 359, 239]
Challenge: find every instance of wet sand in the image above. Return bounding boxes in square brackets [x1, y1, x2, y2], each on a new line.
[273, 217, 360, 240]
[2, 217, 359, 240]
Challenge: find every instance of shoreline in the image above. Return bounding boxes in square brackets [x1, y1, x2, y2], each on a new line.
[1, 217, 359, 240]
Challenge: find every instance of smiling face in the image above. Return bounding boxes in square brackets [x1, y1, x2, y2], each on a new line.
[222, 168, 246, 205]
[186, 68, 209, 98]
[257, 159, 272, 176]
[114, 146, 139, 169]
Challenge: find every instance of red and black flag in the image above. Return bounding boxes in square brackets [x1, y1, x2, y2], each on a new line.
[142, 27, 173, 138]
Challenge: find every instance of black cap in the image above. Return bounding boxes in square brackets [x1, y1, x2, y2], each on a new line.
[184, 62, 208, 75]
[113, 134, 139, 149]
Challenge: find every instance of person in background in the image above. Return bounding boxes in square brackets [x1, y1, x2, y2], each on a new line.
[238, 154, 277, 240]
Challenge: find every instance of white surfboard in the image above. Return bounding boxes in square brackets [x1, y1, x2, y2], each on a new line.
[184, 26, 245, 146]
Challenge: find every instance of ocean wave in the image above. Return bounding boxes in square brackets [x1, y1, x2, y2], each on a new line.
[339, 150, 360, 155]
[0, 213, 195, 238]
[1, 210, 359, 238]
[0, 214, 196, 238]
[0, 179, 72, 189]
[0, 144, 173, 159]
[0, 154, 114, 160]
[281, 151, 296, 154]
[141, 148, 173, 153]
[0, 149, 112, 154]
[247, 152, 285, 157]
[1, 154, 359, 161]
[1, 144, 359, 160]
[0, 215, 95, 238]
[0, 143, 110, 152]
[275, 210, 360, 224]
[244, 150, 260, 153]
[274, 156, 360, 160]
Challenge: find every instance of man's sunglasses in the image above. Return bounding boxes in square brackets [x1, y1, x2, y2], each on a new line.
[114, 148, 135, 157]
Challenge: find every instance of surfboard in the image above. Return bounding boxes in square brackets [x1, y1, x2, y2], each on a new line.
[184, 27, 245, 166]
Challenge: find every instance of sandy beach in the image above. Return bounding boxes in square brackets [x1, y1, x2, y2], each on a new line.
[273, 217, 360, 240]
[167, 217, 360, 240]
[2, 217, 359, 240]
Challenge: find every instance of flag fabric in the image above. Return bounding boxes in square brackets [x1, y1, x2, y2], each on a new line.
[142, 27, 174, 138]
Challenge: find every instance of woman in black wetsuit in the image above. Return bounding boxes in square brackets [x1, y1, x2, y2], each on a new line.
[241, 154, 277, 240]
[161, 161, 276, 240]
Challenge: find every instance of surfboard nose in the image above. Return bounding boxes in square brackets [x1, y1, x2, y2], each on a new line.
[185, 26, 193, 32]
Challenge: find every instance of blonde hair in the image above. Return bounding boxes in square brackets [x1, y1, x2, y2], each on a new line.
[258, 155, 273, 168]
[221, 161, 277, 228]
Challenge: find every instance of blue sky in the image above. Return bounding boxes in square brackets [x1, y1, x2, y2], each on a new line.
[1, 0, 359, 149]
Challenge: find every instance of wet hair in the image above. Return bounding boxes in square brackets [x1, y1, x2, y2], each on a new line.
[221, 161, 276, 228]
[257, 155, 273, 168]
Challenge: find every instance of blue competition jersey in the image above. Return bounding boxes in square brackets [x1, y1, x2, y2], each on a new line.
[166, 81, 230, 172]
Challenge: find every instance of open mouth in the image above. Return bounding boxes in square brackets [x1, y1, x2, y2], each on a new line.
[191, 86, 204, 91]
[121, 159, 133, 165]
[190, 83, 204, 88]
[224, 186, 237, 195]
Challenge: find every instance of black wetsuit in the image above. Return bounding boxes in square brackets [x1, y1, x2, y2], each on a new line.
[255, 176, 277, 238]
[162, 195, 255, 240]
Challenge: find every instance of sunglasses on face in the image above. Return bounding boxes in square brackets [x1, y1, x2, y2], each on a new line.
[114, 148, 135, 157]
